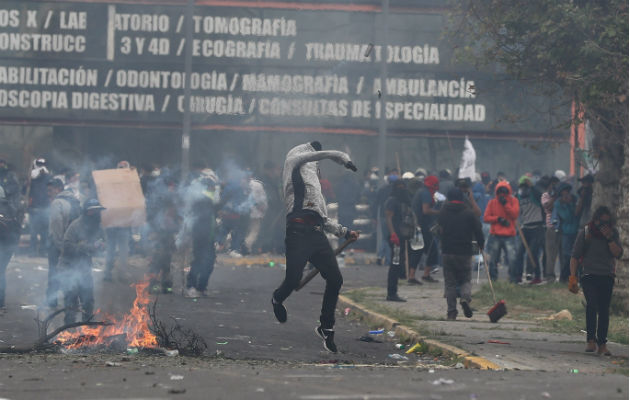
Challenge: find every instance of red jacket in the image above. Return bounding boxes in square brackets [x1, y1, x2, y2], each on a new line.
[483, 181, 519, 237]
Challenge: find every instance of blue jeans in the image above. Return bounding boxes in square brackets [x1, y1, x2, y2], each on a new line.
[560, 233, 577, 282]
[29, 208, 49, 255]
[486, 235, 516, 281]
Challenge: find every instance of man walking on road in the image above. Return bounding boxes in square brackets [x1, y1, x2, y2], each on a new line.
[271, 141, 359, 353]
[438, 188, 485, 320]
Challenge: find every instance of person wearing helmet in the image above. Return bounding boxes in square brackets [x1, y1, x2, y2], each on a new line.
[58, 199, 105, 325]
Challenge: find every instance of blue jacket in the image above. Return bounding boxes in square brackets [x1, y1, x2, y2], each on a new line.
[553, 196, 579, 235]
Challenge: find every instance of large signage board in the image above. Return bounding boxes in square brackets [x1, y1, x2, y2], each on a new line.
[0, 1, 564, 138]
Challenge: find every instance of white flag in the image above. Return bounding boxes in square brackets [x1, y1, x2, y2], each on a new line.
[458, 137, 476, 180]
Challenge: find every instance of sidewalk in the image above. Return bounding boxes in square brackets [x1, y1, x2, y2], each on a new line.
[338, 264, 629, 373]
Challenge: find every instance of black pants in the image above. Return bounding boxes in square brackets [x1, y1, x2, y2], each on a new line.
[581, 274, 614, 345]
[187, 222, 216, 292]
[387, 240, 407, 297]
[149, 233, 174, 288]
[273, 222, 342, 330]
[47, 245, 61, 307]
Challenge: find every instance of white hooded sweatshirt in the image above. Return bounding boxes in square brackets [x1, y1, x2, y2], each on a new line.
[282, 142, 352, 238]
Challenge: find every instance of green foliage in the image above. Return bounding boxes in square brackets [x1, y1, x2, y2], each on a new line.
[448, 0, 628, 139]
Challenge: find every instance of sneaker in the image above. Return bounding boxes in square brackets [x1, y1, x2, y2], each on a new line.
[447, 311, 458, 321]
[525, 274, 533, 281]
[430, 266, 440, 274]
[386, 295, 407, 302]
[315, 326, 338, 353]
[422, 275, 439, 283]
[271, 296, 287, 323]
[460, 301, 473, 318]
[529, 278, 544, 285]
[184, 287, 201, 298]
[407, 278, 423, 285]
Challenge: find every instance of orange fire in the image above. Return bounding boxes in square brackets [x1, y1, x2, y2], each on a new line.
[56, 279, 158, 349]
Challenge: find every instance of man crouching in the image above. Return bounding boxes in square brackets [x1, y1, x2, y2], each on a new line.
[271, 141, 359, 353]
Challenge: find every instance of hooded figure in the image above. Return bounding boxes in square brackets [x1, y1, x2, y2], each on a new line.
[58, 199, 105, 325]
[438, 187, 485, 320]
[483, 181, 520, 280]
[272, 141, 359, 354]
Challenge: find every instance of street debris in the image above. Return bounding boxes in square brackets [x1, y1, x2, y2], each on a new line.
[454, 362, 465, 369]
[369, 329, 384, 335]
[536, 309, 572, 321]
[395, 344, 405, 350]
[168, 388, 186, 394]
[488, 340, 511, 345]
[170, 375, 184, 380]
[216, 342, 228, 345]
[541, 392, 551, 398]
[20, 305, 38, 310]
[388, 354, 409, 361]
[431, 378, 454, 385]
[149, 299, 207, 356]
[387, 331, 395, 337]
[105, 361, 121, 367]
[344, 307, 351, 316]
[358, 336, 382, 343]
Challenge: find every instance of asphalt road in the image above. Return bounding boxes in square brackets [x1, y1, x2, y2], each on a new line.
[0, 255, 627, 399]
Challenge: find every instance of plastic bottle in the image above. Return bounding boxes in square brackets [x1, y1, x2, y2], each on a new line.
[410, 227, 424, 250]
[392, 244, 401, 265]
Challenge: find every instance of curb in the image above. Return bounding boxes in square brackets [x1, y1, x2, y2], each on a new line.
[338, 294, 503, 371]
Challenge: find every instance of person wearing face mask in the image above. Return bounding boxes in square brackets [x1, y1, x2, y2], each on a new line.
[513, 175, 545, 284]
[483, 181, 519, 281]
[569, 206, 623, 355]
[58, 199, 105, 325]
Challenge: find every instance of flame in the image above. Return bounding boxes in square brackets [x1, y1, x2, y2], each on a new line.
[56, 279, 158, 349]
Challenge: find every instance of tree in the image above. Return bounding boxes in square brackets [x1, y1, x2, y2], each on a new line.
[447, 0, 628, 293]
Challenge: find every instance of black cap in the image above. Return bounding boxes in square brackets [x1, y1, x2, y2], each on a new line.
[83, 198, 105, 212]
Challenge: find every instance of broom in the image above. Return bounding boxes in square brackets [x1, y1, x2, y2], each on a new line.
[481, 252, 507, 323]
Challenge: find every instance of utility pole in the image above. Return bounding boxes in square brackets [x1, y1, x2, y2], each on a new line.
[375, 0, 389, 258]
[181, 0, 194, 181]
[377, 0, 389, 179]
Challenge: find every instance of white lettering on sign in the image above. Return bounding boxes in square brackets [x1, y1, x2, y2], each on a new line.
[0, 33, 86, 53]
[71, 92, 156, 111]
[0, 89, 68, 109]
[114, 69, 228, 90]
[242, 73, 348, 95]
[191, 39, 280, 59]
[59, 11, 87, 30]
[0, 9, 20, 28]
[372, 101, 485, 122]
[373, 78, 476, 99]
[305, 43, 439, 64]
[258, 98, 349, 117]
[0, 66, 98, 87]
[177, 95, 244, 115]
[114, 13, 170, 32]
[192, 16, 297, 36]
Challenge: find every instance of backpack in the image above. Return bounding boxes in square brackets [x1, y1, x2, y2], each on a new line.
[59, 194, 81, 225]
[399, 202, 417, 240]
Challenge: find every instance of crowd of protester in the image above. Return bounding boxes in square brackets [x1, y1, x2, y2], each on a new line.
[0, 154, 622, 353]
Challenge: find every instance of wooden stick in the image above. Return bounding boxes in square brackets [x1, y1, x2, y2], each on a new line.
[481, 252, 497, 304]
[295, 238, 356, 291]
[39, 321, 112, 345]
[515, 223, 538, 278]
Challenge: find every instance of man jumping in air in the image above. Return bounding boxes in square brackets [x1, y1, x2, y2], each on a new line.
[271, 141, 359, 353]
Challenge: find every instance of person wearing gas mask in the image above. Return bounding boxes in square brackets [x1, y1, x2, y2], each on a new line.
[58, 199, 105, 325]
[569, 206, 622, 356]
[513, 175, 545, 284]
[0, 157, 21, 310]
[184, 169, 221, 298]
[271, 141, 359, 354]
[483, 181, 519, 281]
